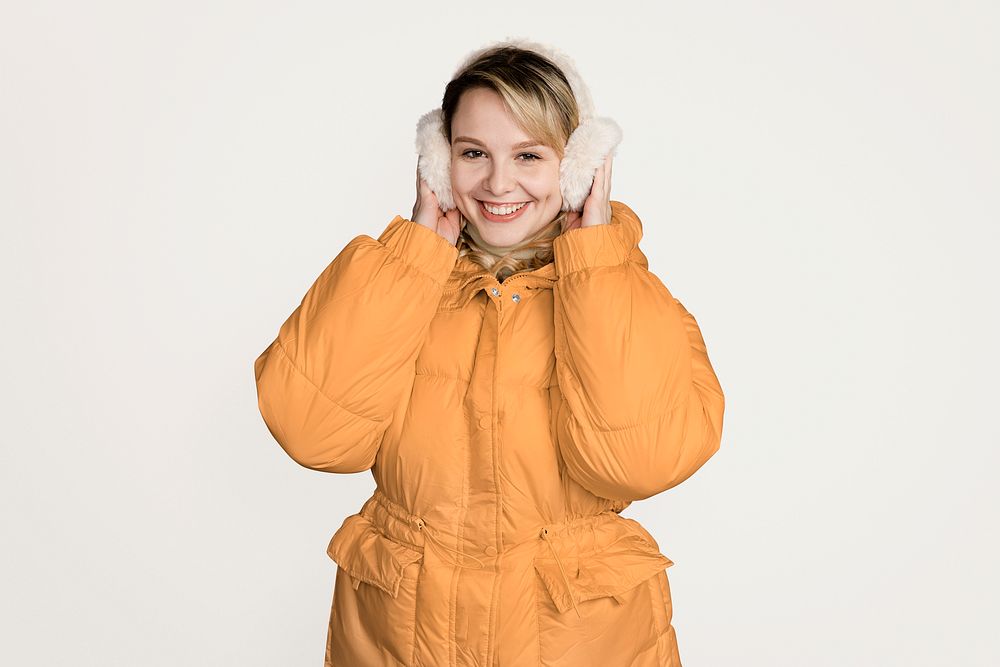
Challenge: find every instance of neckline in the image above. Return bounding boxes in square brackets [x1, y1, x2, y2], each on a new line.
[451, 253, 556, 284]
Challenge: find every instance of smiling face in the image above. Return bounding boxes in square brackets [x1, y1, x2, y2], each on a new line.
[450, 87, 563, 250]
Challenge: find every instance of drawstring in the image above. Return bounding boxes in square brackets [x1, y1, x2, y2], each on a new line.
[539, 527, 582, 619]
[407, 515, 583, 618]
[413, 518, 486, 569]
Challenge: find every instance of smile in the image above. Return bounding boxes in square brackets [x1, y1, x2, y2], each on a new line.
[478, 199, 531, 222]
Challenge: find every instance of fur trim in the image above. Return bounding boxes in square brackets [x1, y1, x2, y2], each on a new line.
[559, 117, 622, 211]
[415, 109, 455, 210]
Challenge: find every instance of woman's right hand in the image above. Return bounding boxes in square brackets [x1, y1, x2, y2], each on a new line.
[412, 162, 461, 246]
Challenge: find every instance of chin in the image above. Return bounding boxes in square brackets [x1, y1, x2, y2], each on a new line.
[479, 211, 534, 238]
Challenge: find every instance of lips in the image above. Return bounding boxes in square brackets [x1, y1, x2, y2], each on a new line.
[478, 199, 531, 222]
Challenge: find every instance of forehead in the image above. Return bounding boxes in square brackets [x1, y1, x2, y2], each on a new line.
[451, 88, 536, 145]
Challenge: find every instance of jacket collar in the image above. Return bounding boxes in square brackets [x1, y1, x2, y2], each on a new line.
[438, 259, 555, 311]
[437, 200, 640, 311]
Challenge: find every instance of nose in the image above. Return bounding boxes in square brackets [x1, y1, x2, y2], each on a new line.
[484, 160, 515, 197]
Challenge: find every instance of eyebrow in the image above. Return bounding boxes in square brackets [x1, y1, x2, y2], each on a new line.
[453, 136, 545, 150]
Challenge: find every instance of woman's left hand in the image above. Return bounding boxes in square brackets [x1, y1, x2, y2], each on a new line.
[563, 153, 613, 233]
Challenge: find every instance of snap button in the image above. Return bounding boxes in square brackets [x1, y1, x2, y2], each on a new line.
[483, 545, 498, 556]
[490, 287, 500, 297]
[478, 415, 491, 429]
[511, 293, 520, 303]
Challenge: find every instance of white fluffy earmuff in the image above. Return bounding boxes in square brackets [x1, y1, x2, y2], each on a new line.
[415, 37, 622, 213]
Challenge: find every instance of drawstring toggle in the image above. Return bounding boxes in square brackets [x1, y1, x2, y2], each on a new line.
[539, 526, 582, 618]
[413, 516, 485, 569]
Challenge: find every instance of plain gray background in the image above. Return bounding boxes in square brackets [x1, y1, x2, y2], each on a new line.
[2, 1, 997, 665]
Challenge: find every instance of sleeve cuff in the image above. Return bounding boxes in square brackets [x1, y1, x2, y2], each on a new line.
[552, 201, 645, 278]
[376, 215, 459, 286]
[552, 217, 631, 278]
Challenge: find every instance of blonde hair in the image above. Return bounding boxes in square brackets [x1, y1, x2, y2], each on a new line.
[441, 46, 581, 282]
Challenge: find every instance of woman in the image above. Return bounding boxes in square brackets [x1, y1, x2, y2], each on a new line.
[254, 39, 725, 667]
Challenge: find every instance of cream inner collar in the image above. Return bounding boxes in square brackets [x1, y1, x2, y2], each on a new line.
[464, 217, 546, 261]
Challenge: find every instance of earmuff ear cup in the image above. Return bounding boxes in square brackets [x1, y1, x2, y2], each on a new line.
[415, 109, 456, 211]
[559, 117, 623, 212]
[415, 109, 622, 215]
[416, 38, 621, 216]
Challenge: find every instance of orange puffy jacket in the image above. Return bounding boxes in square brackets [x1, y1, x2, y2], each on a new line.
[254, 200, 725, 666]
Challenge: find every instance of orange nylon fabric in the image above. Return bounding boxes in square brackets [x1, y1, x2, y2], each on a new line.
[254, 200, 726, 666]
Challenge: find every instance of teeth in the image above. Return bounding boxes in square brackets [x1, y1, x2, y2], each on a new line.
[483, 201, 527, 215]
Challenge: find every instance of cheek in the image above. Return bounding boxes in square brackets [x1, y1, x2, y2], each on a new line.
[523, 171, 561, 198]
[450, 162, 475, 192]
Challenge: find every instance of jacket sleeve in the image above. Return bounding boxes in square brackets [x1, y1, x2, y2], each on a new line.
[551, 208, 725, 502]
[253, 215, 458, 473]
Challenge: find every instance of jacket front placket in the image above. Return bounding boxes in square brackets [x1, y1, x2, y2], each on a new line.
[439, 271, 553, 667]
[442, 275, 500, 667]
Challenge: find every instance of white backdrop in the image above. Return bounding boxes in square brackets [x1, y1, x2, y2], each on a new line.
[2, 1, 997, 665]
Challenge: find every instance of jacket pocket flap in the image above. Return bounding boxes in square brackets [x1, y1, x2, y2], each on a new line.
[534, 532, 674, 614]
[326, 513, 423, 598]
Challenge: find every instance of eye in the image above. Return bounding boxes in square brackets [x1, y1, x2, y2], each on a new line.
[460, 149, 541, 162]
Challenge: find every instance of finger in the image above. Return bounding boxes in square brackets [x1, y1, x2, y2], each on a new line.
[593, 161, 606, 196]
